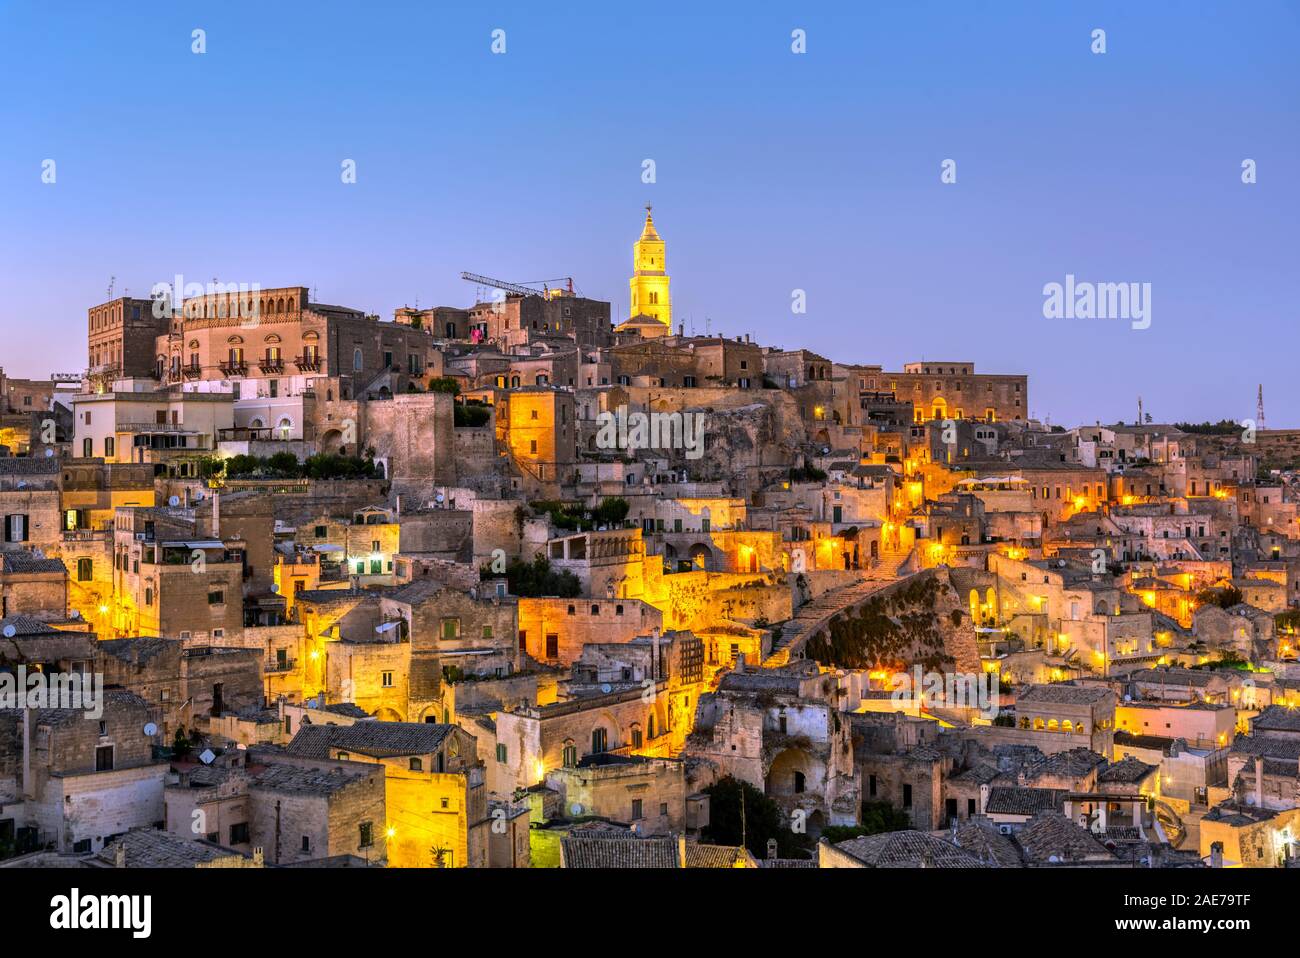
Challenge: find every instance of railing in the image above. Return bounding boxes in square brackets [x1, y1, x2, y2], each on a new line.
[258, 359, 285, 374]
[264, 658, 297, 673]
[219, 362, 248, 377]
[294, 355, 321, 372]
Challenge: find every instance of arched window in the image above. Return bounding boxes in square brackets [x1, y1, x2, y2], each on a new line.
[1047, 719, 1059, 732]
[353, 348, 363, 371]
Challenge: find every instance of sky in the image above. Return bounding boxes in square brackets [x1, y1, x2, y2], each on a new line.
[2, 0, 1297, 427]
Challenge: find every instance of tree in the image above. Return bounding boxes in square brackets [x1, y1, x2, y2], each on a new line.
[488, 555, 581, 598]
[700, 775, 812, 859]
[1195, 585, 1243, 610]
[426, 377, 461, 395]
[172, 727, 192, 759]
[592, 496, 629, 527]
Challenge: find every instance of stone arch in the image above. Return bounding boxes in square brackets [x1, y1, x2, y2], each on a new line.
[320, 428, 345, 455]
[688, 542, 713, 571]
[373, 706, 403, 722]
[766, 748, 815, 798]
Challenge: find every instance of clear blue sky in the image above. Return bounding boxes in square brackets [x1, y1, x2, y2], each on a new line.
[2, 1, 1296, 426]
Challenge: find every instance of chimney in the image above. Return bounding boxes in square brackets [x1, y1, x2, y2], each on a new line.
[1210, 844, 1223, 868]
[766, 837, 778, 860]
[115, 843, 126, 868]
[211, 490, 220, 538]
[677, 833, 687, 868]
[1255, 755, 1264, 808]
[735, 652, 746, 674]
[395, 494, 402, 515]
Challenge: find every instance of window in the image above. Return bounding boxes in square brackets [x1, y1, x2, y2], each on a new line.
[496, 743, 507, 763]
[359, 822, 373, 848]
[793, 771, 805, 793]
[902, 784, 912, 807]
[76, 558, 93, 582]
[208, 590, 224, 605]
[563, 741, 577, 767]
[545, 634, 558, 658]
[441, 618, 460, 640]
[230, 822, 249, 844]
[3, 514, 28, 543]
[591, 728, 607, 753]
[382, 671, 394, 688]
[301, 836, 311, 853]
[104, 437, 114, 458]
[632, 798, 644, 819]
[409, 757, 423, 771]
[95, 745, 114, 771]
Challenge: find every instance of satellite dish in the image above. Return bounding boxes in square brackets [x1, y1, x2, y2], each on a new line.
[435, 493, 445, 504]
[44, 448, 54, 458]
[270, 583, 280, 593]
[143, 722, 158, 736]
[570, 802, 584, 816]
[822, 447, 830, 455]
[2, 625, 15, 638]
[199, 748, 216, 765]
[168, 495, 180, 507]
[601, 683, 612, 694]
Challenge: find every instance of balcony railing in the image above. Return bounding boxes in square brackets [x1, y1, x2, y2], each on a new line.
[258, 359, 285, 374]
[182, 363, 203, 379]
[264, 658, 297, 673]
[219, 361, 248, 377]
[294, 354, 322, 372]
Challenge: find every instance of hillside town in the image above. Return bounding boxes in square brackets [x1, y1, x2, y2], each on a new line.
[2, 208, 1299, 871]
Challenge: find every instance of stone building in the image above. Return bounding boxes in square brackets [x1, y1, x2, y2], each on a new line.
[687, 660, 859, 834]
[0, 690, 168, 854]
[285, 721, 488, 868]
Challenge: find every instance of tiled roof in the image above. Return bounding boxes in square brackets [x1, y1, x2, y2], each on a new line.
[561, 836, 680, 868]
[683, 842, 756, 868]
[251, 762, 372, 796]
[286, 721, 456, 759]
[0, 552, 67, 574]
[1251, 705, 1300, 733]
[93, 828, 245, 868]
[985, 786, 1069, 816]
[832, 831, 989, 868]
[1099, 756, 1158, 784]
[1016, 812, 1116, 863]
[1017, 684, 1113, 705]
[953, 819, 1024, 867]
[1022, 747, 1108, 783]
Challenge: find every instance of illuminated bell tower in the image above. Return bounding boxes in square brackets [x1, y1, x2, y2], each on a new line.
[629, 205, 671, 328]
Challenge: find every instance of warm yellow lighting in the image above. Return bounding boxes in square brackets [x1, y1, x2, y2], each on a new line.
[386, 826, 396, 839]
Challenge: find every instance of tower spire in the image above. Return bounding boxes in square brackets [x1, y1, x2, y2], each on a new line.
[1257, 384, 1265, 430]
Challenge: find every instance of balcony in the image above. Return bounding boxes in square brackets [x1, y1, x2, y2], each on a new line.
[294, 354, 322, 372]
[182, 363, 203, 379]
[219, 361, 248, 377]
[258, 359, 285, 374]
[264, 657, 297, 674]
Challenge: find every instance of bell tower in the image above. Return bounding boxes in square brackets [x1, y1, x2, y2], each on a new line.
[629, 205, 671, 328]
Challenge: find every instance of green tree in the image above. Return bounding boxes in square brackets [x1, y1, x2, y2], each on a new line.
[700, 776, 812, 859]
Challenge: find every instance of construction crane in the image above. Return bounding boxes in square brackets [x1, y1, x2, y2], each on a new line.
[460, 271, 574, 299]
